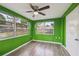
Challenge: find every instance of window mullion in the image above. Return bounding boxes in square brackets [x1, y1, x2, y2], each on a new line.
[13, 17, 16, 36]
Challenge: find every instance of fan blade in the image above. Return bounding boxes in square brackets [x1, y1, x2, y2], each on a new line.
[38, 5, 50, 11]
[30, 4, 37, 11]
[26, 11, 33, 13]
[38, 12, 45, 16]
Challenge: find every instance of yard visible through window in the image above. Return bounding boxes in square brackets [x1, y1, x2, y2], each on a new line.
[36, 21, 54, 35]
[0, 13, 29, 39]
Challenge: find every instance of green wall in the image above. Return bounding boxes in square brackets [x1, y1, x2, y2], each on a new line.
[32, 18, 66, 45]
[0, 5, 32, 56]
[0, 35, 31, 56]
[0, 3, 78, 56]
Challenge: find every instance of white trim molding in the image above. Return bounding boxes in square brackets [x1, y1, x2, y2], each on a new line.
[0, 34, 29, 41]
[33, 40, 62, 45]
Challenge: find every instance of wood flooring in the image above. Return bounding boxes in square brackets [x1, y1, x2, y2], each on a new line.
[7, 41, 70, 56]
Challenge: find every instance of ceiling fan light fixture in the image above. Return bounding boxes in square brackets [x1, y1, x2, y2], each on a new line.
[34, 12, 38, 15]
[26, 4, 49, 17]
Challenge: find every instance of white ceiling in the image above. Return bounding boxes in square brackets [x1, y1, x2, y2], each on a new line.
[0, 3, 71, 20]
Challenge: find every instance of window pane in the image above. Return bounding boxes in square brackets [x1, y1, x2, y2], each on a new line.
[0, 12, 29, 40]
[16, 18, 29, 36]
[36, 22, 54, 35]
[0, 13, 14, 39]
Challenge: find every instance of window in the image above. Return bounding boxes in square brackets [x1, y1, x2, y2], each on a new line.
[16, 18, 30, 36]
[0, 12, 29, 39]
[0, 13, 14, 39]
[36, 22, 54, 35]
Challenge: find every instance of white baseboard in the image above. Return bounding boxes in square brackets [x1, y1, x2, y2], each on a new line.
[33, 40, 62, 45]
[3, 40, 32, 56]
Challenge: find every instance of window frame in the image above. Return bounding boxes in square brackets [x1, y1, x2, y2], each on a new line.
[35, 21, 54, 35]
[0, 12, 30, 40]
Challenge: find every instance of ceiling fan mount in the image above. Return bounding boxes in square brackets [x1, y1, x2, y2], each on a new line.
[26, 4, 50, 17]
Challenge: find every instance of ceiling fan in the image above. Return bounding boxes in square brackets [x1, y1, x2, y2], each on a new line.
[26, 4, 50, 17]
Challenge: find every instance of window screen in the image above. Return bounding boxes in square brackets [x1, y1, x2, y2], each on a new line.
[0, 12, 29, 39]
[0, 13, 14, 39]
[36, 21, 54, 35]
[16, 19, 30, 36]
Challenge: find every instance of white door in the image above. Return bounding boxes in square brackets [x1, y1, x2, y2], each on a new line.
[66, 6, 79, 56]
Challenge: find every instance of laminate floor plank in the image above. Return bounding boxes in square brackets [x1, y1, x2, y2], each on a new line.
[8, 41, 70, 56]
